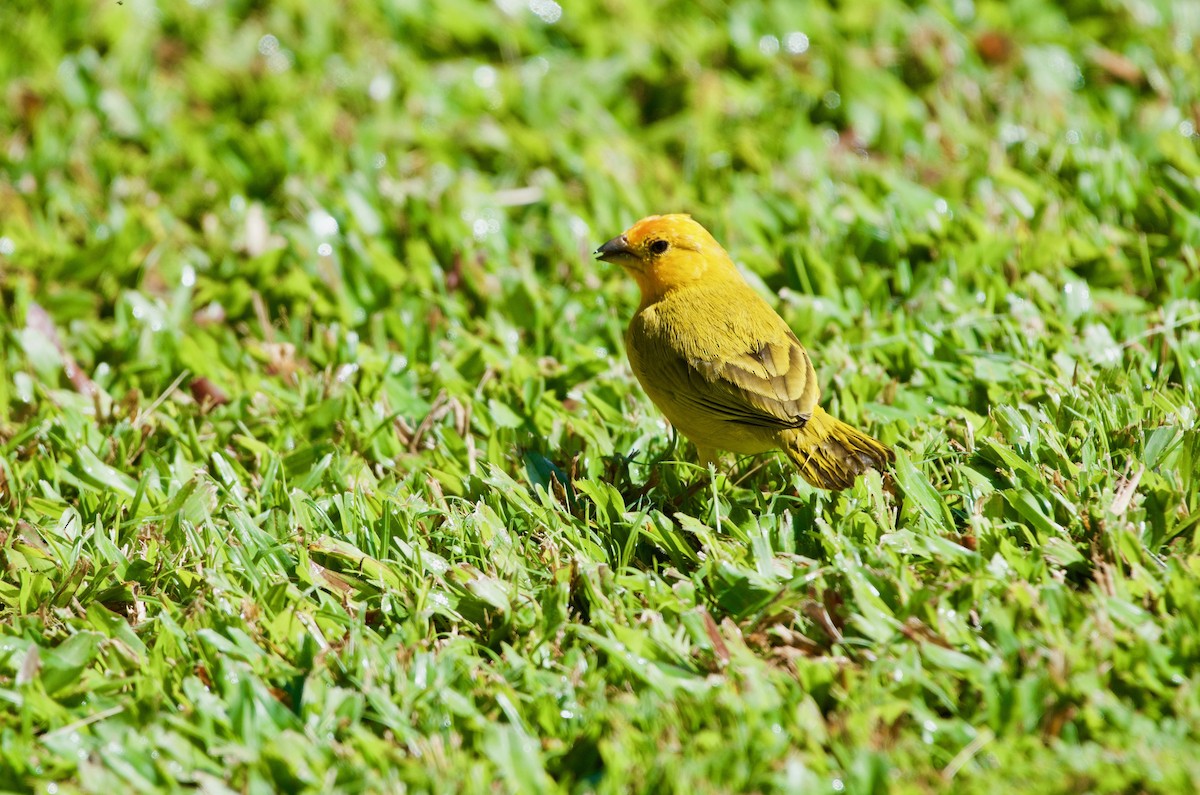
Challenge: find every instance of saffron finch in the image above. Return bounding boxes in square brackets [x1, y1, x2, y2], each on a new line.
[596, 214, 892, 490]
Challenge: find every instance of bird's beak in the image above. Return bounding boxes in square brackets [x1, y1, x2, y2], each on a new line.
[595, 234, 634, 263]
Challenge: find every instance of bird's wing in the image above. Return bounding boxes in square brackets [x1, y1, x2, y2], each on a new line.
[631, 322, 820, 430]
[627, 287, 824, 430]
[685, 330, 820, 428]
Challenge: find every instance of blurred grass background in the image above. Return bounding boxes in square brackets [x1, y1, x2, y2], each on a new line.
[2, 0, 1200, 792]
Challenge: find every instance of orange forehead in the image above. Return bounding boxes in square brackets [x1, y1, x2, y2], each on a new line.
[624, 214, 715, 251]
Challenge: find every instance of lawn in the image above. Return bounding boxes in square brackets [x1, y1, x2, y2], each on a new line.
[2, 0, 1200, 792]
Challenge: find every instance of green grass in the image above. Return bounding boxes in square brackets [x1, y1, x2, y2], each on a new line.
[2, 0, 1200, 791]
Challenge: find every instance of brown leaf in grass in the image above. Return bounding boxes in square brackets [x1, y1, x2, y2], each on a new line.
[1088, 47, 1142, 85]
[190, 377, 230, 408]
[26, 302, 98, 397]
[975, 31, 1014, 65]
[309, 560, 354, 595]
[698, 607, 730, 665]
[1109, 464, 1144, 516]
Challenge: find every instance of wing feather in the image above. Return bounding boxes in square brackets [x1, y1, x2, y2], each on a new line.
[626, 284, 823, 432]
[687, 331, 818, 428]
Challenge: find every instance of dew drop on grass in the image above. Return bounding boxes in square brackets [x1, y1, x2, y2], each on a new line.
[784, 32, 809, 54]
[1007, 188, 1034, 219]
[0, 236, 15, 255]
[309, 209, 339, 237]
[1063, 280, 1092, 317]
[999, 124, 1026, 146]
[181, 264, 196, 286]
[369, 73, 393, 102]
[474, 65, 497, 89]
[528, 0, 561, 24]
[758, 35, 779, 55]
[832, 779, 845, 792]
[1082, 324, 1121, 368]
[318, 243, 333, 256]
[525, 56, 550, 79]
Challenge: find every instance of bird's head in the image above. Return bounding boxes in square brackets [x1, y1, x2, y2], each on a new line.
[595, 214, 738, 305]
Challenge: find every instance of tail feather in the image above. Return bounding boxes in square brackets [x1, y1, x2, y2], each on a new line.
[782, 407, 892, 490]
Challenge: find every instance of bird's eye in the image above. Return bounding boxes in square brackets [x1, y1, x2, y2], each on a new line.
[648, 239, 669, 255]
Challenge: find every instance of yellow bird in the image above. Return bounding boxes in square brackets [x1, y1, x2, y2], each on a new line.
[596, 214, 892, 490]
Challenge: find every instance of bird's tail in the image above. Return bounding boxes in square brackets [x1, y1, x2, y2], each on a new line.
[782, 407, 892, 490]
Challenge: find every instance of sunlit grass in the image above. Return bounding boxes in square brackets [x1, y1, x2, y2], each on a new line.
[2, 0, 1200, 792]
